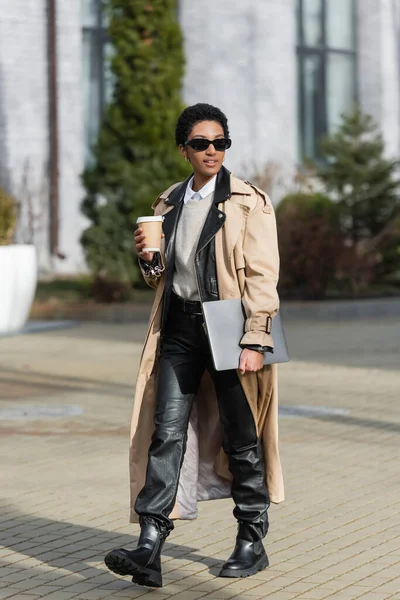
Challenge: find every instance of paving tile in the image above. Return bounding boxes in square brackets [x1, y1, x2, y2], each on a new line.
[355, 593, 396, 600]
[41, 593, 86, 600]
[1, 321, 400, 599]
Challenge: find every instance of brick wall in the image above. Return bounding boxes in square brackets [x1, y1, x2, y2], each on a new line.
[55, 1, 86, 274]
[180, 0, 298, 187]
[0, 0, 50, 267]
[358, 0, 400, 157]
[1, 0, 399, 275]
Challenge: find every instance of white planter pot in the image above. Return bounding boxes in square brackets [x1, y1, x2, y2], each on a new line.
[0, 245, 37, 335]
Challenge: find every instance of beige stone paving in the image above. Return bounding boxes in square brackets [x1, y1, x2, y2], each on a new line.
[0, 319, 399, 600]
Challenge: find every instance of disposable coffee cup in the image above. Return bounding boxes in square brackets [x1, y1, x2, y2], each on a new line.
[136, 216, 164, 252]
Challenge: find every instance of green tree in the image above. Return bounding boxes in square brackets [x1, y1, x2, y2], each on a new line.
[81, 0, 190, 285]
[318, 104, 400, 244]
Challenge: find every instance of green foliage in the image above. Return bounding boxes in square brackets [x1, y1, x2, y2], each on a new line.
[318, 104, 400, 243]
[34, 277, 93, 302]
[276, 193, 342, 299]
[0, 187, 16, 245]
[34, 276, 155, 304]
[81, 0, 191, 284]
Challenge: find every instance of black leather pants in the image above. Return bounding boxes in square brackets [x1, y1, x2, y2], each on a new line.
[135, 293, 270, 538]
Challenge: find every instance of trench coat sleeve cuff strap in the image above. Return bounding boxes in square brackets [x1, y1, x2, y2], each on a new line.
[241, 344, 273, 354]
[139, 252, 165, 279]
[240, 331, 274, 349]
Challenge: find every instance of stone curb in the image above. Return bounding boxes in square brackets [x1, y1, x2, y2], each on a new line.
[281, 297, 400, 321]
[29, 297, 400, 323]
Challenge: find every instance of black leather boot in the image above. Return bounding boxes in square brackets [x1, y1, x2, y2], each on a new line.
[219, 522, 269, 578]
[104, 522, 165, 588]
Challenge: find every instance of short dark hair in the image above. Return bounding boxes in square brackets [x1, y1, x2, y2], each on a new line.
[175, 103, 230, 146]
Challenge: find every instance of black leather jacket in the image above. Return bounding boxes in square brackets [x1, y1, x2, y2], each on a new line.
[160, 166, 232, 329]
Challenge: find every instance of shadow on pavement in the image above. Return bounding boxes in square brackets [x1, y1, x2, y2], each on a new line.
[0, 502, 245, 597]
[32, 320, 150, 345]
[0, 365, 133, 400]
[280, 408, 400, 435]
[2, 363, 400, 436]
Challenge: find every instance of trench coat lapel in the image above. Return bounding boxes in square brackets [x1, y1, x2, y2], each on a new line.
[216, 174, 252, 261]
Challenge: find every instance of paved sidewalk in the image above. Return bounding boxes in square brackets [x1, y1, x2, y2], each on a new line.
[0, 318, 399, 600]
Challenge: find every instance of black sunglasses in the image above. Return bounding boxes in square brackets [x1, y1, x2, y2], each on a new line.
[184, 138, 232, 152]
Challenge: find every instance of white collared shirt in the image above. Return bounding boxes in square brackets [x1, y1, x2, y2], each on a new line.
[183, 175, 217, 204]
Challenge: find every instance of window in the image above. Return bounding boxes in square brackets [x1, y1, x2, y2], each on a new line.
[82, 0, 113, 163]
[297, 0, 356, 160]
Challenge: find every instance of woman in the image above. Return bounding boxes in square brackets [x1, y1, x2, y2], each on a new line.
[105, 103, 284, 588]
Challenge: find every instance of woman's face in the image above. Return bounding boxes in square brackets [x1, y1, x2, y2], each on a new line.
[180, 120, 226, 180]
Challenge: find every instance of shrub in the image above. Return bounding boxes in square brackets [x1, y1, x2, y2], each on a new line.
[90, 275, 132, 303]
[0, 187, 16, 245]
[276, 193, 342, 299]
[81, 0, 190, 286]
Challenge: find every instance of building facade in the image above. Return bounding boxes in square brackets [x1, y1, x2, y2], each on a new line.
[0, 0, 399, 274]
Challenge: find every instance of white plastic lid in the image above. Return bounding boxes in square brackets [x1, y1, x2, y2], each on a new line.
[136, 216, 164, 223]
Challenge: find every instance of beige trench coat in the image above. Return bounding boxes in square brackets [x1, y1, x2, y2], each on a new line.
[129, 174, 284, 523]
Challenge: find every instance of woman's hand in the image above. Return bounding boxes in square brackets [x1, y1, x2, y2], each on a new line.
[135, 228, 164, 263]
[239, 348, 264, 375]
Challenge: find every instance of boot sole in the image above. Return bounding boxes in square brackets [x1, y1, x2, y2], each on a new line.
[104, 550, 162, 588]
[219, 553, 269, 578]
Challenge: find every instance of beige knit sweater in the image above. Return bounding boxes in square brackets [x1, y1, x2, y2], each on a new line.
[172, 192, 214, 301]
